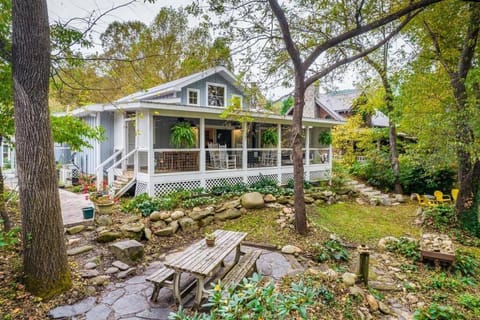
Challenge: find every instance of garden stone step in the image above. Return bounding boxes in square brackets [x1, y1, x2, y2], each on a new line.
[359, 187, 373, 192]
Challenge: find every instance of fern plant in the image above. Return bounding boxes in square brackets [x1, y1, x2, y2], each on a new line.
[170, 121, 196, 148]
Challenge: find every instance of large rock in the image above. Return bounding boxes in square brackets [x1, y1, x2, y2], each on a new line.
[263, 194, 277, 203]
[149, 211, 163, 222]
[66, 225, 85, 235]
[215, 208, 242, 221]
[96, 231, 122, 243]
[96, 215, 113, 226]
[171, 210, 185, 220]
[304, 196, 315, 204]
[189, 207, 214, 221]
[215, 200, 240, 213]
[109, 240, 144, 265]
[151, 220, 167, 230]
[67, 245, 94, 256]
[281, 245, 302, 254]
[178, 217, 198, 232]
[120, 223, 145, 241]
[241, 192, 265, 209]
[199, 215, 214, 227]
[154, 224, 177, 236]
[342, 272, 357, 286]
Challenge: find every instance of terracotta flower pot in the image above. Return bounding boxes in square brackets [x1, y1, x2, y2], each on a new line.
[96, 202, 114, 215]
[205, 238, 215, 247]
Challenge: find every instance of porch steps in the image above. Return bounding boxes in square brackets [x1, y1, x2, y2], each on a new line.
[345, 178, 402, 206]
[113, 171, 136, 198]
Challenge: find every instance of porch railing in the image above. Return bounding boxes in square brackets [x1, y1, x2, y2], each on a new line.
[149, 147, 330, 174]
[107, 148, 137, 187]
[95, 148, 123, 189]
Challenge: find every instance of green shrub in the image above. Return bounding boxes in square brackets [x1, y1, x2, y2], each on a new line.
[385, 237, 420, 262]
[453, 250, 479, 277]
[0, 223, 20, 248]
[314, 239, 349, 263]
[423, 206, 456, 231]
[182, 196, 217, 208]
[413, 303, 464, 320]
[399, 161, 455, 195]
[169, 273, 328, 320]
[428, 273, 462, 291]
[458, 294, 480, 314]
[121, 193, 173, 216]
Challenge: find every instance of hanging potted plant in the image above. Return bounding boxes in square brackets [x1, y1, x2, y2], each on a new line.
[170, 121, 196, 148]
[318, 131, 332, 146]
[261, 128, 278, 147]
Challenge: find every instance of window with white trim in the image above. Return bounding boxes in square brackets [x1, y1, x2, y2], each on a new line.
[187, 88, 200, 105]
[207, 83, 226, 107]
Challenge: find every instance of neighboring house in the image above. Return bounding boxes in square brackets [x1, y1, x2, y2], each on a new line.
[315, 89, 389, 128]
[64, 66, 342, 196]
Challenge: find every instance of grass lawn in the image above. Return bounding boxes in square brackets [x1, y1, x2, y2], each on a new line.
[311, 202, 421, 245]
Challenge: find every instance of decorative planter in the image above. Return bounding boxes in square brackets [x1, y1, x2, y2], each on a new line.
[95, 202, 115, 215]
[82, 207, 94, 219]
[205, 238, 215, 247]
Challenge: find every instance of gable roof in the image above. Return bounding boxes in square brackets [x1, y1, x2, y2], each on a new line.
[116, 66, 240, 103]
[317, 89, 359, 113]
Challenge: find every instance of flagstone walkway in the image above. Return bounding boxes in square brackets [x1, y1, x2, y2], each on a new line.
[49, 247, 304, 320]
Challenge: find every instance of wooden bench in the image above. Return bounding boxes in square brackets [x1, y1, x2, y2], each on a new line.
[146, 266, 175, 302]
[222, 249, 262, 288]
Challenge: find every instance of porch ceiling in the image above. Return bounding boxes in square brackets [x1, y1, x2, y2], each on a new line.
[107, 101, 344, 128]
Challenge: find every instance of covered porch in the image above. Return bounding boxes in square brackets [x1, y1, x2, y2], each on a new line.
[99, 103, 337, 196]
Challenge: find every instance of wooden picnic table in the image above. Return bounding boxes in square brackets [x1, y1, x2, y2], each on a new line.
[164, 229, 247, 308]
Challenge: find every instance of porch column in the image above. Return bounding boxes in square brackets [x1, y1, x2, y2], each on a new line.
[277, 124, 282, 184]
[199, 118, 206, 188]
[242, 122, 248, 184]
[329, 141, 333, 181]
[147, 111, 154, 196]
[305, 126, 310, 181]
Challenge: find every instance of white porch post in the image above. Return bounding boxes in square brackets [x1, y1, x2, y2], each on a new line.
[305, 126, 310, 181]
[329, 140, 333, 181]
[199, 118, 206, 188]
[277, 124, 282, 184]
[242, 122, 248, 184]
[147, 111, 153, 196]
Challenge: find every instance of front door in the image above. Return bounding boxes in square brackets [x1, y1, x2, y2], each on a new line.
[125, 118, 136, 167]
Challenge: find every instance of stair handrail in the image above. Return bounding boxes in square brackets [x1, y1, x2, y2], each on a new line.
[106, 148, 137, 187]
[96, 148, 124, 189]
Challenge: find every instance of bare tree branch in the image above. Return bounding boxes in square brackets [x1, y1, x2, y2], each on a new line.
[268, 0, 303, 73]
[303, 0, 441, 69]
[305, 10, 418, 87]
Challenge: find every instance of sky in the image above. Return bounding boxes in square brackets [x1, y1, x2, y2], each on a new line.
[46, 0, 356, 99]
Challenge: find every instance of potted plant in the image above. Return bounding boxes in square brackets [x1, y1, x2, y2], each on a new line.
[261, 128, 278, 147]
[318, 131, 332, 146]
[91, 194, 115, 215]
[205, 232, 216, 247]
[170, 121, 196, 148]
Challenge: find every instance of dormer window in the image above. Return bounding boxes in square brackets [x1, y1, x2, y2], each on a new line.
[207, 83, 226, 107]
[187, 88, 200, 105]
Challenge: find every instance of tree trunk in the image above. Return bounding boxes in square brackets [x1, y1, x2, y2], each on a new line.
[292, 75, 307, 235]
[451, 74, 479, 230]
[376, 65, 403, 195]
[0, 135, 11, 232]
[12, 0, 71, 298]
[383, 84, 402, 195]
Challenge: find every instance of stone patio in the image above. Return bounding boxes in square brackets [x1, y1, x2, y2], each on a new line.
[49, 246, 304, 319]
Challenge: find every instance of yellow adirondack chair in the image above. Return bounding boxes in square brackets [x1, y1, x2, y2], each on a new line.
[415, 193, 438, 207]
[451, 189, 459, 202]
[434, 190, 452, 204]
